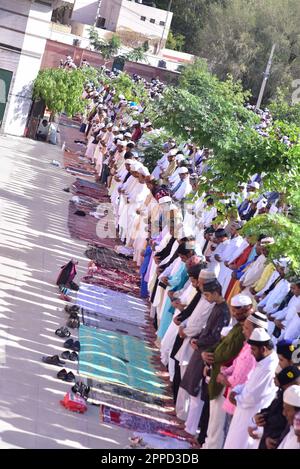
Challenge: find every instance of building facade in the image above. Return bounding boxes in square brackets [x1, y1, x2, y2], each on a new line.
[0, 0, 73, 136]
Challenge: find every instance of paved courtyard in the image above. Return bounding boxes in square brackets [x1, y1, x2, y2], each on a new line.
[0, 134, 131, 449]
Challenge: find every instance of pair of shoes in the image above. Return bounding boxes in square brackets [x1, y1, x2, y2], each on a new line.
[57, 369, 76, 382]
[67, 311, 79, 320]
[64, 338, 80, 352]
[59, 293, 72, 302]
[55, 327, 71, 338]
[42, 355, 65, 366]
[72, 382, 90, 399]
[61, 350, 78, 361]
[65, 305, 79, 314]
[66, 317, 80, 329]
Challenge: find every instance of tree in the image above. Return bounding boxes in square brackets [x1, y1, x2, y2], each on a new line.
[89, 27, 146, 66]
[166, 31, 185, 51]
[32, 67, 99, 117]
[197, 0, 300, 103]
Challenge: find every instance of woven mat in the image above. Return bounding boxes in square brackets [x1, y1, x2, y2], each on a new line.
[100, 404, 181, 434]
[82, 266, 140, 297]
[68, 200, 118, 247]
[71, 178, 109, 200]
[79, 325, 165, 395]
[80, 308, 144, 339]
[85, 246, 137, 275]
[77, 283, 146, 326]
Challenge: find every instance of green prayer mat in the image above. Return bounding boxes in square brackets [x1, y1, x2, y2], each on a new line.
[79, 325, 166, 396]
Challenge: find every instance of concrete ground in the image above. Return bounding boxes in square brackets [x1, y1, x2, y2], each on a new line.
[0, 134, 132, 449]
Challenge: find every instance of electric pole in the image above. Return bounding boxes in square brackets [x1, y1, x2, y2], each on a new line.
[255, 44, 276, 110]
[157, 0, 173, 54]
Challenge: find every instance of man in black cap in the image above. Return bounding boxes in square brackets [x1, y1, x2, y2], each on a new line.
[276, 340, 296, 370]
[249, 365, 300, 449]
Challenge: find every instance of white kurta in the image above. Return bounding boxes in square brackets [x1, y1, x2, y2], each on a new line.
[277, 427, 300, 449]
[224, 351, 279, 449]
[240, 254, 267, 288]
[258, 279, 290, 314]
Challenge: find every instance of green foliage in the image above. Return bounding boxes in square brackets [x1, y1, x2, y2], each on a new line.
[89, 28, 121, 59]
[111, 72, 148, 105]
[240, 214, 300, 275]
[137, 130, 180, 173]
[89, 28, 146, 63]
[269, 88, 300, 126]
[33, 68, 89, 116]
[166, 31, 185, 51]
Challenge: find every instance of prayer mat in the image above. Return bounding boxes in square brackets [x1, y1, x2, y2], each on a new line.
[99, 404, 181, 434]
[79, 325, 165, 394]
[71, 178, 109, 200]
[68, 201, 117, 246]
[81, 268, 140, 297]
[85, 246, 137, 275]
[65, 166, 95, 177]
[80, 308, 144, 339]
[129, 432, 191, 449]
[77, 283, 146, 326]
[89, 386, 175, 422]
[89, 380, 172, 408]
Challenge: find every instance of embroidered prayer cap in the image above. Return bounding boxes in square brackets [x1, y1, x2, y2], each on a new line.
[247, 311, 268, 329]
[277, 366, 300, 387]
[198, 269, 216, 281]
[127, 141, 136, 147]
[231, 294, 252, 307]
[138, 166, 150, 177]
[273, 257, 291, 271]
[247, 328, 271, 346]
[132, 120, 139, 125]
[130, 162, 143, 171]
[276, 340, 296, 359]
[283, 385, 300, 407]
[260, 237, 275, 246]
[158, 196, 172, 205]
[175, 154, 185, 162]
[117, 140, 127, 147]
[178, 167, 189, 174]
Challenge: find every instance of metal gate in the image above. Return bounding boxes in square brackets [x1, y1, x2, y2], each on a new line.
[0, 68, 13, 129]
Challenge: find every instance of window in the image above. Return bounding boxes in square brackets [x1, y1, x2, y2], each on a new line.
[150, 18, 155, 24]
[140, 16, 146, 21]
[96, 17, 106, 28]
[159, 21, 165, 26]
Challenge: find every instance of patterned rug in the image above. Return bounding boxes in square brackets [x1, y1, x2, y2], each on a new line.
[89, 380, 172, 408]
[76, 283, 147, 326]
[85, 246, 137, 275]
[100, 404, 182, 434]
[79, 325, 165, 395]
[80, 308, 144, 339]
[71, 178, 109, 200]
[68, 200, 118, 247]
[81, 268, 141, 297]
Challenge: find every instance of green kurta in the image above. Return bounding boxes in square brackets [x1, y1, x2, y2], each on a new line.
[208, 323, 245, 400]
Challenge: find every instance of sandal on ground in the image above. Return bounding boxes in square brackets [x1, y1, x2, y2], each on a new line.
[66, 318, 80, 329]
[69, 351, 78, 361]
[72, 340, 80, 352]
[65, 305, 80, 314]
[55, 327, 71, 338]
[64, 338, 74, 349]
[42, 355, 65, 366]
[61, 350, 71, 360]
[57, 368, 68, 380]
[63, 371, 76, 382]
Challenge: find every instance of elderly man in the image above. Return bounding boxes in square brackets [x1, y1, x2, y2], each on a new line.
[171, 167, 192, 201]
[224, 328, 278, 449]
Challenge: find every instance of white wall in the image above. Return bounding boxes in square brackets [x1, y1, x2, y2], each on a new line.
[72, 0, 99, 25]
[2, 1, 53, 136]
[116, 0, 173, 42]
